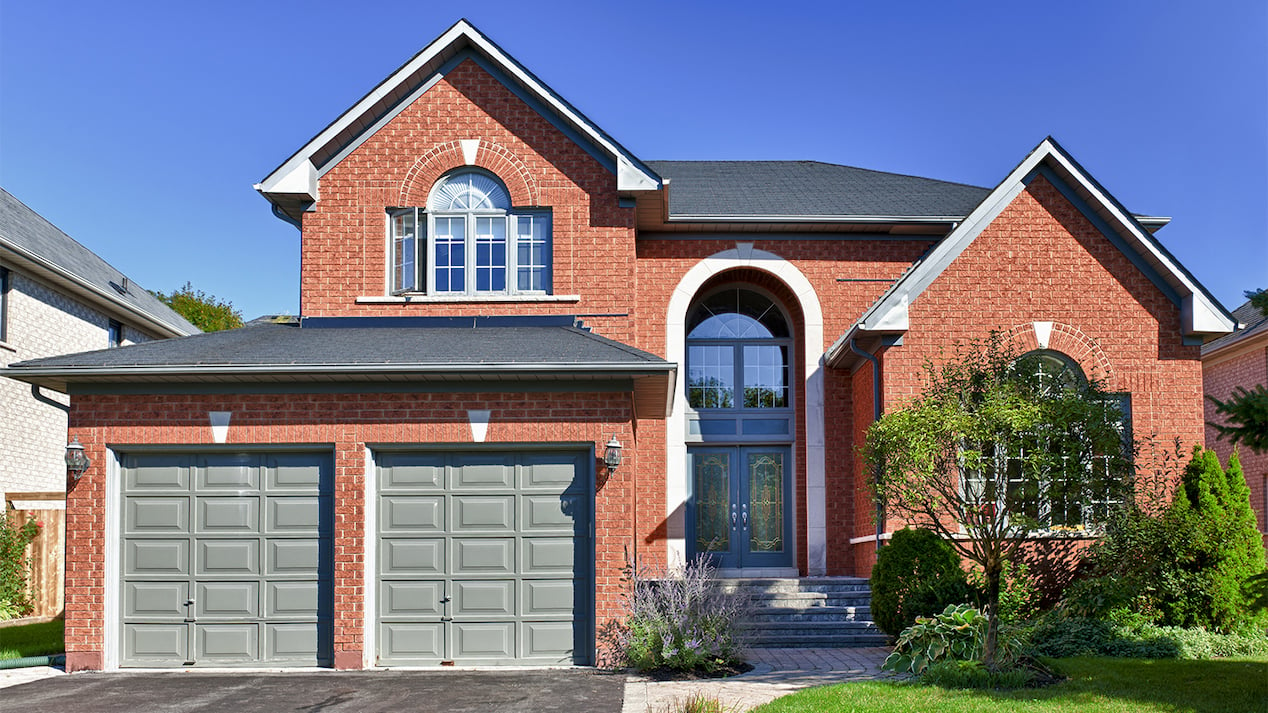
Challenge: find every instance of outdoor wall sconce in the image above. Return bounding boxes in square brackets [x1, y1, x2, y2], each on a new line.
[603, 435, 623, 472]
[65, 436, 91, 480]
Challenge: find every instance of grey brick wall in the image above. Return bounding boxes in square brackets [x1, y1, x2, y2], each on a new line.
[0, 270, 156, 501]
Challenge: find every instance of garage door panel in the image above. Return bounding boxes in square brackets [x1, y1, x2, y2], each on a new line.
[454, 580, 514, 617]
[266, 581, 321, 618]
[522, 495, 582, 533]
[381, 581, 444, 618]
[268, 539, 322, 574]
[379, 454, 445, 490]
[450, 454, 515, 489]
[381, 496, 444, 532]
[126, 540, 189, 576]
[125, 498, 189, 534]
[381, 538, 444, 575]
[267, 455, 327, 490]
[521, 580, 576, 617]
[198, 582, 259, 618]
[453, 622, 514, 658]
[197, 540, 260, 576]
[197, 624, 259, 663]
[125, 624, 189, 663]
[266, 497, 323, 535]
[453, 538, 515, 574]
[197, 456, 258, 491]
[520, 453, 584, 491]
[197, 497, 259, 533]
[266, 623, 321, 662]
[124, 457, 189, 491]
[522, 538, 575, 574]
[380, 623, 445, 661]
[453, 496, 514, 532]
[522, 622, 578, 660]
[125, 581, 189, 619]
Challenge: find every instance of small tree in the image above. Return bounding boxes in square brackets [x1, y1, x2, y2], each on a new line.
[152, 282, 244, 332]
[864, 335, 1131, 665]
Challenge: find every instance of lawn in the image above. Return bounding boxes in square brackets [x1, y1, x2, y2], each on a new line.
[749, 657, 1268, 713]
[0, 619, 64, 660]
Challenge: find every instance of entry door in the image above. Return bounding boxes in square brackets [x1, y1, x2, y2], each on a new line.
[688, 447, 792, 569]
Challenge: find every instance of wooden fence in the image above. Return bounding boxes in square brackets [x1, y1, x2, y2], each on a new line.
[5, 492, 65, 618]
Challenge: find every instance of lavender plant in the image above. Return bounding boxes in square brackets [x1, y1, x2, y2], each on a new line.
[601, 556, 748, 673]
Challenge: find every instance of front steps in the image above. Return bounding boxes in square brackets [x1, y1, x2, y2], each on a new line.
[718, 577, 888, 648]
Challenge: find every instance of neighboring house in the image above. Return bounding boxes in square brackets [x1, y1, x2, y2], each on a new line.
[1203, 298, 1268, 548]
[1, 21, 1234, 672]
[0, 187, 198, 505]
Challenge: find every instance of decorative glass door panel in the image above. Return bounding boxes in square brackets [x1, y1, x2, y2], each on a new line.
[688, 447, 791, 569]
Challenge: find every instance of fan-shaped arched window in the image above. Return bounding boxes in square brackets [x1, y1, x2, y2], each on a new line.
[389, 168, 551, 295]
[686, 288, 792, 411]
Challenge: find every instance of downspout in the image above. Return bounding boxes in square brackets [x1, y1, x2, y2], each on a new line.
[849, 338, 884, 552]
[271, 203, 302, 230]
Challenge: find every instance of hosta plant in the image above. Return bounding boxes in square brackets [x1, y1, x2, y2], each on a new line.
[883, 603, 1025, 675]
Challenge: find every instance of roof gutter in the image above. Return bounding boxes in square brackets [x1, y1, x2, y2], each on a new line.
[0, 241, 194, 338]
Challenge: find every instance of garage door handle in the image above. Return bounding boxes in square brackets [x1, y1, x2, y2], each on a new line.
[184, 599, 195, 606]
[439, 597, 451, 604]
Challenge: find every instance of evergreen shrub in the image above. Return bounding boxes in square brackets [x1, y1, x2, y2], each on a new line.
[871, 528, 974, 637]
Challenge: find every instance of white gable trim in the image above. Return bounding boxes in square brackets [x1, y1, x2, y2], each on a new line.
[665, 246, 828, 575]
[850, 138, 1233, 344]
[256, 20, 658, 202]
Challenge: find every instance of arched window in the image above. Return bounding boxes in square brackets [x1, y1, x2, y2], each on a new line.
[686, 288, 791, 411]
[389, 168, 551, 295]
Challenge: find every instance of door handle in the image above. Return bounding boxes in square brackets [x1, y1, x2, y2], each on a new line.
[742, 511, 748, 527]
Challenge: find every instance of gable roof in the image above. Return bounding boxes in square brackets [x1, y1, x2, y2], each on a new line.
[826, 137, 1235, 366]
[0, 188, 198, 338]
[646, 160, 990, 222]
[1, 315, 676, 417]
[1202, 298, 1268, 358]
[257, 19, 661, 224]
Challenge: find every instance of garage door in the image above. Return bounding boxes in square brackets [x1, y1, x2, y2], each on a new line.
[376, 450, 592, 666]
[120, 452, 333, 667]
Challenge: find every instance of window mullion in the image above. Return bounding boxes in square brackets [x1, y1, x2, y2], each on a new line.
[465, 211, 476, 295]
[507, 215, 518, 295]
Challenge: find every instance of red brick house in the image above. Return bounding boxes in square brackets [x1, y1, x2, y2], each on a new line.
[1203, 297, 1268, 548]
[2, 20, 1234, 671]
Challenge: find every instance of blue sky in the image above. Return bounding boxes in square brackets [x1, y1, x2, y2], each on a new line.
[1, 1, 1264, 321]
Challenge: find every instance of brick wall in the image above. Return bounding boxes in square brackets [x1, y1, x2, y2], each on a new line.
[1204, 338, 1268, 548]
[62, 390, 634, 671]
[0, 270, 155, 501]
[856, 175, 1206, 573]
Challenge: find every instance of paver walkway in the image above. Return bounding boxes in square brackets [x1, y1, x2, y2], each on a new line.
[622, 647, 893, 713]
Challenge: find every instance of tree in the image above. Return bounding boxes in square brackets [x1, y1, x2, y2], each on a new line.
[1207, 288, 1268, 452]
[864, 335, 1131, 665]
[152, 282, 244, 332]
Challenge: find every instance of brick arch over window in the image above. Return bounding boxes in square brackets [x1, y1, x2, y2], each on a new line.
[399, 140, 540, 207]
[1003, 322, 1117, 389]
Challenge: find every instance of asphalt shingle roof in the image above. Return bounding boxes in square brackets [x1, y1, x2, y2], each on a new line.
[0, 188, 197, 335]
[645, 160, 990, 219]
[9, 317, 669, 370]
[1202, 299, 1268, 355]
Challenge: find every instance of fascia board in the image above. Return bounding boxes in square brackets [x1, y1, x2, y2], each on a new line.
[0, 241, 195, 338]
[257, 20, 659, 199]
[0, 362, 676, 380]
[255, 159, 318, 201]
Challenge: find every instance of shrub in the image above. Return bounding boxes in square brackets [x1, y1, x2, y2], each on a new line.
[1027, 612, 1268, 659]
[884, 604, 1023, 675]
[0, 513, 39, 620]
[871, 528, 973, 637]
[968, 559, 1040, 623]
[1071, 447, 1267, 633]
[919, 659, 1035, 690]
[600, 556, 747, 673]
[651, 693, 737, 713]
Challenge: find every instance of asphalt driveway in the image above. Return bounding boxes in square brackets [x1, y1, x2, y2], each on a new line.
[0, 669, 626, 713]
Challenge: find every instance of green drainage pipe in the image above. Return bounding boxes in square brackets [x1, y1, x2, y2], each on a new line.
[0, 654, 64, 670]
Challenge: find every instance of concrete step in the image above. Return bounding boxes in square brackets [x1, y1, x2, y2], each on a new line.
[716, 577, 871, 595]
[745, 605, 872, 622]
[746, 633, 890, 648]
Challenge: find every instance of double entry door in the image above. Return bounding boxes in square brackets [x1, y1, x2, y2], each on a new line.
[687, 447, 792, 569]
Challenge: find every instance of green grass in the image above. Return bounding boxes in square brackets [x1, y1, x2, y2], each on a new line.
[0, 619, 64, 659]
[749, 657, 1268, 713]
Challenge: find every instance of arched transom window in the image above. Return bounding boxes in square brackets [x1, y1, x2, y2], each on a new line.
[686, 288, 792, 411]
[389, 169, 551, 295]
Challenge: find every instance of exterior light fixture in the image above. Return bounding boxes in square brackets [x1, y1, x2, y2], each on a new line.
[65, 436, 91, 480]
[603, 435, 623, 472]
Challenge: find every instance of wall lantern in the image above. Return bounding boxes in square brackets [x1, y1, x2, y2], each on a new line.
[603, 435, 623, 472]
[65, 436, 91, 480]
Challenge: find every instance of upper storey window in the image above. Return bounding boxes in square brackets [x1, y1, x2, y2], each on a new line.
[686, 288, 792, 411]
[389, 169, 552, 296]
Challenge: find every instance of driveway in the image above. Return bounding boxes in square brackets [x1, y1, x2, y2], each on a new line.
[0, 669, 626, 713]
